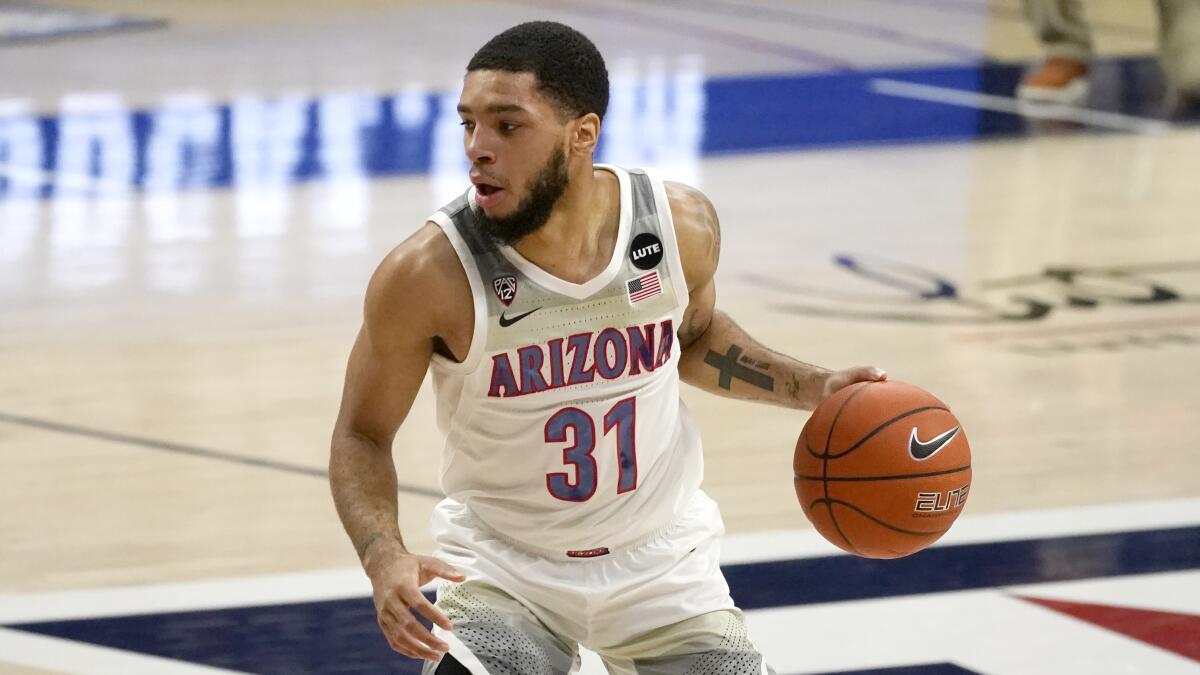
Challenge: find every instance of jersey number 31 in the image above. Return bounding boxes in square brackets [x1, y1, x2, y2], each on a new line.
[544, 397, 636, 502]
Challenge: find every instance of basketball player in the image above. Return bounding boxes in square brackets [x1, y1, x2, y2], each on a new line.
[330, 21, 886, 674]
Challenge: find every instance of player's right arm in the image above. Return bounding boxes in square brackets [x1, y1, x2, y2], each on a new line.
[329, 223, 468, 663]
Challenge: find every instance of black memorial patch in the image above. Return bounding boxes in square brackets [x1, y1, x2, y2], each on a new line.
[629, 232, 664, 270]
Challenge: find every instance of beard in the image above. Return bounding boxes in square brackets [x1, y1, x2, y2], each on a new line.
[475, 144, 570, 246]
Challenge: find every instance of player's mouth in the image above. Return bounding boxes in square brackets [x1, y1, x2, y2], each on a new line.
[471, 175, 507, 210]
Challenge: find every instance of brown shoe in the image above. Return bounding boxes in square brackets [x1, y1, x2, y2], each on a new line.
[1017, 57, 1090, 104]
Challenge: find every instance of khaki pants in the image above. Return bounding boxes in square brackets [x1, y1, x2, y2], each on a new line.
[1022, 0, 1200, 93]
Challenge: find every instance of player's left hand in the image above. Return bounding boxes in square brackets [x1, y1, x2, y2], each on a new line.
[820, 366, 887, 403]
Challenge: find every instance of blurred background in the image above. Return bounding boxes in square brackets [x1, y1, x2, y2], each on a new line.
[0, 1, 1197, 673]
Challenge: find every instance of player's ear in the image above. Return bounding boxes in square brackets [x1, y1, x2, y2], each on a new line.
[570, 112, 600, 155]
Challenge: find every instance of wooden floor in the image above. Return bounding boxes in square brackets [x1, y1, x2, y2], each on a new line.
[1, 0, 1196, 613]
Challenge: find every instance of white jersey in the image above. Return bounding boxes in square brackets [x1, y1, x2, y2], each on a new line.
[426, 165, 704, 560]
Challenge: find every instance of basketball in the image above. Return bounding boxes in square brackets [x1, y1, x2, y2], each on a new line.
[794, 380, 972, 559]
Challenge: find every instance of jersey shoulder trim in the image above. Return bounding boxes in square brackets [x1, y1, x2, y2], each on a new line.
[639, 168, 691, 309]
[428, 206, 487, 373]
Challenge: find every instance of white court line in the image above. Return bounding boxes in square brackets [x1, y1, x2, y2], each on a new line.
[1, 498, 1197, 625]
[580, 574, 1200, 675]
[720, 496, 1200, 564]
[869, 77, 1172, 134]
[742, 574, 1200, 675]
[0, 568, 374, 625]
[0, 628, 249, 675]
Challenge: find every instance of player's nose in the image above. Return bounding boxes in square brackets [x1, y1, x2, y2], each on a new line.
[465, 129, 496, 165]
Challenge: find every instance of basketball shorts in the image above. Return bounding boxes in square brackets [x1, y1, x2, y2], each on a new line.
[423, 491, 775, 674]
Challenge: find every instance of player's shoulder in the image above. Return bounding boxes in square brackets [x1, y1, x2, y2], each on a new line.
[664, 181, 719, 289]
[664, 181, 717, 230]
[370, 221, 459, 296]
[365, 222, 470, 337]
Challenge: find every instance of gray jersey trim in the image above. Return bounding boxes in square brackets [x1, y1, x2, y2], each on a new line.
[641, 168, 691, 310]
[430, 166, 687, 374]
[428, 208, 488, 373]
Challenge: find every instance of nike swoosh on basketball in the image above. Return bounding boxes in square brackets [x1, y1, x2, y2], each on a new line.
[908, 425, 961, 460]
[498, 307, 541, 327]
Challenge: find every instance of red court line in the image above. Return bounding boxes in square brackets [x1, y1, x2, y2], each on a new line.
[1017, 595, 1200, 662]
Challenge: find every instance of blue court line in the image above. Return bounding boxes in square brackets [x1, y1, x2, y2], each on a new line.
[723, 525, 1200, 610]
[6, 525, 1196, 674]
[811, 664, 978, 675]
[0, 56, 1185, 202]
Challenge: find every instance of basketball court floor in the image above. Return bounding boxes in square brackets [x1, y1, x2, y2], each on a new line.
[1, 0, 1198, 672]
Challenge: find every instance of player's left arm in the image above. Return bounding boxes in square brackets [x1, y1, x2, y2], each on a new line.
[669, 182, 886, 410]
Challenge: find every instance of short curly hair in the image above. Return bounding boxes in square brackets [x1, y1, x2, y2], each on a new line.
[467, 21, 609, 121]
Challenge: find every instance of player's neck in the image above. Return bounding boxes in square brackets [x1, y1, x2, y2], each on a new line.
[513, 164, 619, 284]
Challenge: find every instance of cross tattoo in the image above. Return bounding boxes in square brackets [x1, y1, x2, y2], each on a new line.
[704, 345, 775, 391]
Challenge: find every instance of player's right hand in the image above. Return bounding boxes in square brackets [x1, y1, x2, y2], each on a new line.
[367, 550, 467, 661]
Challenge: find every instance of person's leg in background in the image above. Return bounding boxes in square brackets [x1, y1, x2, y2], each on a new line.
[1018, 0, 1094, 102]
[1157, 0, 1200, 105]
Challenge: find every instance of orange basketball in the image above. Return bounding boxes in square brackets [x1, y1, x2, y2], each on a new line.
[794, 380, 971, 559]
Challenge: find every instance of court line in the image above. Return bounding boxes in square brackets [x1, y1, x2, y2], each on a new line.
[502, 0, 855, 71]
[855, 0, 1158, 40]
[979, 259, 1200, 286]
[744, 577, 1199, 674]
[12, 572, 1196, 673]
[724, 525, 1200, 610]
[0, 628, 247, 675]
[953, 315, 1200, 343]
[0, 569, 377, 624]
[720, 497, 1200, 564]
[6, 539, 1196, 674]
[2, 498, 1195, 625]
[0, 411, 442, 499]
[648, 0, 985, 61]
[869, 77, 1172, 134]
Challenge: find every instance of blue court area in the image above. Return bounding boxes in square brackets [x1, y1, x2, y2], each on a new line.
[1, 55, 1192, 203]
[8, 526, 1198, 673]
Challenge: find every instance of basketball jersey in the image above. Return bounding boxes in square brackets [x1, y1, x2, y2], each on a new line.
[426, 165, 704, 559]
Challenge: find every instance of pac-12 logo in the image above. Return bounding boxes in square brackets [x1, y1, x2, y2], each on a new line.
[493, 275, 517, 306]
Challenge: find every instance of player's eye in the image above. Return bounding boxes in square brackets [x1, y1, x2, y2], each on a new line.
[499, 122, 519, 133]
[460, 120, 476, 131]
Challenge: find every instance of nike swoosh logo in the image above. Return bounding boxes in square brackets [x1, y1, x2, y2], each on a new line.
[498, 307, 541, 327]
[908, 425, 961, 461]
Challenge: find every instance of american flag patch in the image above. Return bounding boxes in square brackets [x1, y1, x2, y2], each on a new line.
[626, 270, 662, 304]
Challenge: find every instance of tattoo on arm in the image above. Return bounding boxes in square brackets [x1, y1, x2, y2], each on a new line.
[738, 353, 770, 371]
[704, 345, 775, 391]
[784, 374, 802, 401]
